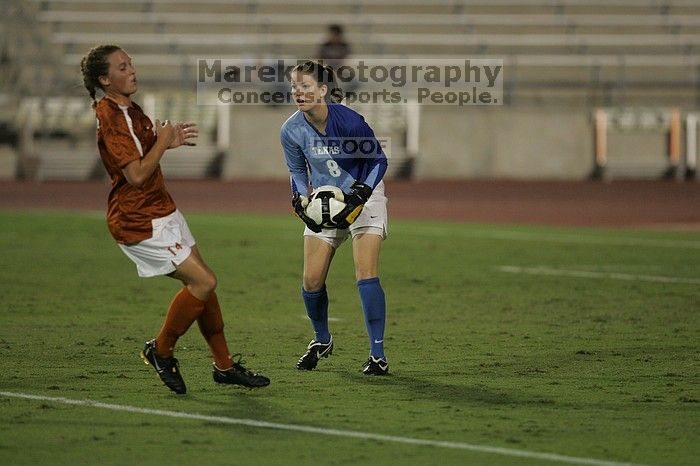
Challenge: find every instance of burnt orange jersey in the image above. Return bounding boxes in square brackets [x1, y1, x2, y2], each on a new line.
[96, 98, 176, 244]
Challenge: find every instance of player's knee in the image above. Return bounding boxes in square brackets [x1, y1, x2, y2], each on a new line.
[195, 271, 217, 297]
[204, 272, 218, 294]
[302, 274, 325, 292]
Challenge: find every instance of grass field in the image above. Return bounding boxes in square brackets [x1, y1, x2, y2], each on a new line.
[0, 210, 698, 466]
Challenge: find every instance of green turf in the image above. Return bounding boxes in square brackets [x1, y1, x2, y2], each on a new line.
[0, 210, 698, 466]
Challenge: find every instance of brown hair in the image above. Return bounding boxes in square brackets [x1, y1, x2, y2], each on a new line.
[292, 60, 344, 104]
[79, 44, 121, 109]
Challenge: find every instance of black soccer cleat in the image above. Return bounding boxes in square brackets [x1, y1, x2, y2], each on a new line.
[362, 356, 389, 376]
[213, 355, 270, 388]
[296, 335, 333, 370]
[140, 339, 187, 394]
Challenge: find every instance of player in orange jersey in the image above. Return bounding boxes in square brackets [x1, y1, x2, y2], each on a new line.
[80, 44, 269, 394]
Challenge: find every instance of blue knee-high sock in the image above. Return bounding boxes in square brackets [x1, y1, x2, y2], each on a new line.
[302, 285, 330, 344]
[357, 277, 386, 359]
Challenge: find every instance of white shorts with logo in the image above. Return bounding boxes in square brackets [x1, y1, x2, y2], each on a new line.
[304, 181, 388, 250]
[118, 209, 196, 278]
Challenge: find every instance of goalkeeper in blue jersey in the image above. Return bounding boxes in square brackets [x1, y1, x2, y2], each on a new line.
[280, 60, 389, 375]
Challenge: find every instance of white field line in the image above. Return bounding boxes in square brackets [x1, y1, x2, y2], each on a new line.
[498, 266, 700, 285]
[0, 391, 652, 466]
[402, 226, 700, 250]
[299, 315, 343, 322]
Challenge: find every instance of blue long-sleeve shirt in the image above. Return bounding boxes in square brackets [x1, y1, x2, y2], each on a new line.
[281, 104, 388, 195]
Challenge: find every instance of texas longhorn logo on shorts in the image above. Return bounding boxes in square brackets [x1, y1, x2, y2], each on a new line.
[167, 243, 183, 256]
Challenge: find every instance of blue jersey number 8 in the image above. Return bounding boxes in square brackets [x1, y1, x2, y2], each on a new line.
[326, 160, 341, 177]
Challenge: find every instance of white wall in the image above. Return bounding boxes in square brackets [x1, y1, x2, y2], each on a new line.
[415, 106, 594, 179]
[222, 104, 611, 180]
[223, 105, 294, 180]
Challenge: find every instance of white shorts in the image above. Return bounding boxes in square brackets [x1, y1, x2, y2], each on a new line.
[119, 209, 196, 278]
[304, 181, 388, 250]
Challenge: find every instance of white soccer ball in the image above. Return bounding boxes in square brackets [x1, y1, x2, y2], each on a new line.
[305, 185, 346, 228]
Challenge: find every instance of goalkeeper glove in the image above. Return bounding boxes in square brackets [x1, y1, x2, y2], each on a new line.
[292, 192, 322, 233]
[332, 180, 373, 229]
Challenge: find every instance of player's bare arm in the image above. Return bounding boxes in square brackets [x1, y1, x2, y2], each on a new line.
[122, 120, 197, 187]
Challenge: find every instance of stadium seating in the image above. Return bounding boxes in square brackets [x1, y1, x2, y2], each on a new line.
[14, 94, 220, 180]
[4, 0, 699, 180]
[14, 97, 100, 180]
[28, 0, 700, 103]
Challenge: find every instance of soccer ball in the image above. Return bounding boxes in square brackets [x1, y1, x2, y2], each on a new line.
[305, 185, 346, 228]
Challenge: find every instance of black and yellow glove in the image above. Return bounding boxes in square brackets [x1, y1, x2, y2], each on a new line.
[332, 181, 373, 229]
[292, 192, 323, 233]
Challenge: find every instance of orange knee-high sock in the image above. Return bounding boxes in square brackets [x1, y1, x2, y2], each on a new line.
[197, 291, 233, 370]
[155, 287, 206, 358]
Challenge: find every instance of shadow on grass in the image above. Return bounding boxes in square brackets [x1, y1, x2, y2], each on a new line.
[336, 370, 556, 407]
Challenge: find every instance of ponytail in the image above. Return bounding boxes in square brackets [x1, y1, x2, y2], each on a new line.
[79, 44, 121, 109]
